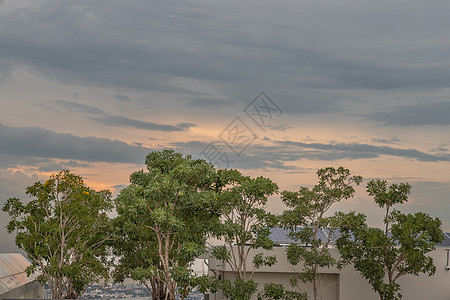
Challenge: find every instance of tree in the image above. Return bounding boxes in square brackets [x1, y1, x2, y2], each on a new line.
[257, 283, 307, 300]
[280, 167, 362, 300]
[2, 170, 113, 299]
[211, 169, 280, 300]
[113, 150, 219, 300]
[112, 185, 167, 299]
[336, 179, 444, 300]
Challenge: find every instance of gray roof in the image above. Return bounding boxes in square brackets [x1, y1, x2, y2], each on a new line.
[0, 253, 37, 295]
[269, 227, 450, 247]
[442, 232, 450, 246]
[269, 227, 335, 245]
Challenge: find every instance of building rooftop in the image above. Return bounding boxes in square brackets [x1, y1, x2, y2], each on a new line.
[0, 253, 37, 296]
[269, 227, 450, 247]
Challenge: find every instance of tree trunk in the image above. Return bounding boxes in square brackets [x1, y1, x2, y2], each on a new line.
[313, 264, 319, 300]
[150, 277, 167, 300]
[65, 281, 78, 299]
[313, 278, 319, 300]
[167, 279, 176, 300]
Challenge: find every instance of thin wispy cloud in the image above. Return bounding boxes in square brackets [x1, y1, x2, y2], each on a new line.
[277, 140, 449, 162]
[171, 138, 449, 171]
[113, 94, 132, 102]
[53, 100, 195, 132]
[371, 136, 405, 145]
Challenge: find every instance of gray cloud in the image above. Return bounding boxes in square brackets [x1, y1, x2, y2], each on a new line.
[171, 140, 319, 171]
[93, 114, 195, 131]
[35, 160, 92, 173]
[171, 137, 450, 171]
[277, 140, 449, 162]
[56, 100, 103, 115]
[169, 140, 301, 171]
[0, 2, 242, 93]
[54, 100, 195, 131]
[3, 0, 450, 116]
[0, 123, 152, 164]
[369, 102, 450, 126]
[0, 154, 92, 172]
[113, 94, 132, 102]
[371, 136, 405, 145]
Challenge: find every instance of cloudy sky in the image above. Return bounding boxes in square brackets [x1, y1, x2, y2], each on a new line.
[1, 0, 450, 251]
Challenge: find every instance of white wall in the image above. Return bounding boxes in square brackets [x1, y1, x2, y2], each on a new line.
[208, 246, 450, 300]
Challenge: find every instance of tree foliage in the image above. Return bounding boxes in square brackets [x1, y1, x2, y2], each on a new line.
[280, 167, 362, 300]
[212, 169, 279, 300]
[3, 154, 445, 300]
[336, 180, 444, 300]
[257, 283, 307, 300]
[111, 184, 167, 299]
[113, 150, 219, 300]
[2, 170, 113, 299]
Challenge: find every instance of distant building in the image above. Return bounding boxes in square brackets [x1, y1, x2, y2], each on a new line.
[206, 228, 450, 300]
[0, 253, 43, 299]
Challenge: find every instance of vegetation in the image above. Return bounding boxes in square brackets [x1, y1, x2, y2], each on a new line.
[2, 170, 113, 299]
[111, 183, 168, 299]
[2, 151, 445, 300]
[337, 180, 444, 300]
[211, 169, 279, 300]
[279, 167, 362, 300]
[112, 150, 220, 300]
[257, 283, 307, 300]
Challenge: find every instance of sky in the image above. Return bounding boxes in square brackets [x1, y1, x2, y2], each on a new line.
[1, 0, 450, 252]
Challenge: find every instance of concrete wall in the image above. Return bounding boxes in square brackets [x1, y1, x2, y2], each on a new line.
[338, 247, 450, 300]
[398, 247, 450, 300]
[0, 280, 43, 299]
[208, 246, 341, 300]
[208, 246, 450, 300]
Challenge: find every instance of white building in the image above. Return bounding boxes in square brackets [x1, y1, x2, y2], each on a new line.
[206, 228, 450, 300]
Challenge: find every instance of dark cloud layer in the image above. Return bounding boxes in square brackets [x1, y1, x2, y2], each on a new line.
[278, 140, 449, 162]
[171, 137, 449, 172]
[0, 123, 152, 164]
[174, 137, 449, 171]
[170, 140, 304, 171]
[2, 1, 450, 117]
[369, 102, 450, 126]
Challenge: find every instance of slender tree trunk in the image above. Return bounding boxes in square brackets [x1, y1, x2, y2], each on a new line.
[150, 278, 166, 300]
[167, 279, 176, 300]
[313, 264, 319, 300]
[65, 281, 77, 299]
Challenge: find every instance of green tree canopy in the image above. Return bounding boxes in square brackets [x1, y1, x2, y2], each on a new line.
[2, 170, 113, 299]
[113, 150, 219, 300]
[280, 167, 362, 300]
[211, 169, 280, 300]
[112, 183, 168, 299]
[337, 180, 444, 300]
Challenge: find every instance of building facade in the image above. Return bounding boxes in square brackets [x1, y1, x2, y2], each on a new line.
[207, 229, 450, 300]
[0, 253, 43, 299]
